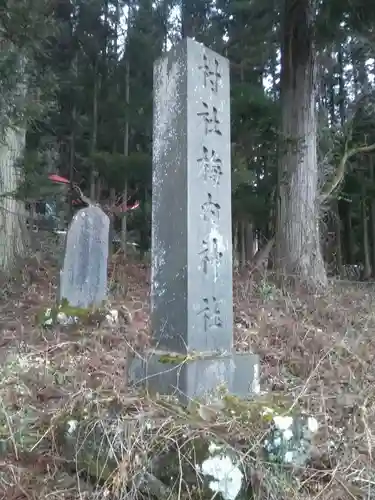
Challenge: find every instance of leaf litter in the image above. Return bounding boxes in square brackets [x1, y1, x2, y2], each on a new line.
[0, 254, 374, 499]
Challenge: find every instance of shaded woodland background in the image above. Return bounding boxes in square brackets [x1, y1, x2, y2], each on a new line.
[2, 0, 375, 288]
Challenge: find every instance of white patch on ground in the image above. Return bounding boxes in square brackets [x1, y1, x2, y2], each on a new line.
[43, 308, 53, 325]
[67, 419, 78, 435]
[284, 451, 295, 463]
[208, 442, 222, 454]
[56, 312, 78, 325]
[262, 407, 274, 416]
[105, 309, 118, 326]
[308, 417, 319, 433]
[283, 428, 293, 441]
[198, 450, 243, 500]
[273, 415, 293, 431]
[273, 437, 281, 447]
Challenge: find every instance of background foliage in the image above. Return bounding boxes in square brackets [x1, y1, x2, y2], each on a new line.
[3, 0, 375, 277]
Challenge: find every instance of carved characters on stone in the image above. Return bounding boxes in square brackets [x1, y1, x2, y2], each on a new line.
[197, 146, 223, 186]
[201, 193, 221, 224]
[197, 102, 222, 136]
[198, 296, 223, 332]
[196, 51, 227, 332]
[199, 237, 223, 279]
[199, 54, 221, 94]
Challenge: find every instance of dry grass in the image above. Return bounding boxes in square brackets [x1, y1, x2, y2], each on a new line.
[0, 253, 374, 499]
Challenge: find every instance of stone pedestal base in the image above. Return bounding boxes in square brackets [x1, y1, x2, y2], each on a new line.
[130, 350, 260, 404]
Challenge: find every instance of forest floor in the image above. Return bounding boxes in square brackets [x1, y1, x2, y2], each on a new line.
[0, 251, 374, 499]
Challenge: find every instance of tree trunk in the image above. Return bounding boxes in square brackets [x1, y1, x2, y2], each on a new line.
[239, 220, 246, 268]
[334, 200, 343, 277]
[108, 187, 116, 258]
[337, 44, 345, 126]
[245, 222, 254, 262]
[370, 156, 375, 273]
[181, 0, 193, 38]
[109, 0, 119, 261]
[0, 48, 28, 270]
[96, 176, 102, 201]
[361, 172, 372, 279]
[121, 58, 130, 255]
[68, 53, 77, 225]
[276, 0, 327, 291]
[0, 113, 27, 270]
[233, 220, 239, 268]
[90, 59, 99, 201]
[344, 202, 354, 264]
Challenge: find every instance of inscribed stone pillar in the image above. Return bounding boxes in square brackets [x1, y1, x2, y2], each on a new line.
[130, 38, 260, 403]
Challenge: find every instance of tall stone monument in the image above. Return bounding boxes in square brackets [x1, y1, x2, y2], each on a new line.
[130, 38, 259, 403]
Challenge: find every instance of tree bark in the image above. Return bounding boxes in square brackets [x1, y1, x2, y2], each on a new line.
[90, 59, 99, 201]
[245, 222, 254, 262]
[344, 202, 354, 264]
[334, 200, 343, 277]
[361, 171, 372, 279]
[239, 220, 246, 268]
[337, 44, 346, 126]
[68, 52, 78, 225]
[0, 50, 27, 270]
[0, 125, 28, 270]
[233, 220, 239, 268]
[181, 0, 193, 38]
[276, 0, 327, 291]
[370, 156, 375, 273]
[121, 57, 130, 255]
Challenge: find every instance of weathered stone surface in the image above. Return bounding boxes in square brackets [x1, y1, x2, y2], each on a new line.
[151, 37, 233, 354]
[60, 205, 109, 308]
[131, 38, 259, 402]
[131, 351, 259, 403]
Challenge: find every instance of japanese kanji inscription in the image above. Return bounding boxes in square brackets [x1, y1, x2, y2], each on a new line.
[199, 53, 221, 93]
[134, 38, 260, 402]
[197, 102, 222, 136]
[199, 238, 223, 279]
[201, 193, 221, 224]
[198, 296, 223, 332]
[197, 146, 223, 186]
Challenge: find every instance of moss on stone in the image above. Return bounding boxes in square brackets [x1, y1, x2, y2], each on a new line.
[37, 298, 108, 327]
[222, 393, 294, 427]
[158, 353, 188, 364]
[157, 352, 205, 364]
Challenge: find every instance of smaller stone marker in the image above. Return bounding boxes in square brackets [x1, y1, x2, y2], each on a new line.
[130, 38, 260, 403]
[60, 205, 110, 308]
